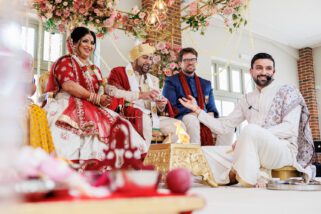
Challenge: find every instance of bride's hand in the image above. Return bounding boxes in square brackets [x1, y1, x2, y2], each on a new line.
[178, 95, 198, 111]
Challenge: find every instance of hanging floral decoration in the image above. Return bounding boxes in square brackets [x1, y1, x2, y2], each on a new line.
[119, 5, 169, 39]
[73, 0, 121, 37]
[150, 41, 181, 88]
[120, 6, 149, 39]
[30, 0, 120, 36]
[30, 0, 248, 38]
[30, 0, 74, 33]
[182, 0, 249, 35]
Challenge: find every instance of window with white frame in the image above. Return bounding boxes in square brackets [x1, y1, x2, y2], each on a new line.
[20, 20, 66, 74]
[43, 31, 64, 62]
[21, 26, 36, 57]
[211, 61, 254, 139]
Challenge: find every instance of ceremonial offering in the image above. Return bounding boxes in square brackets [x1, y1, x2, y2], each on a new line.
[109, 170, 160, 195]
[267, 178, 321, 191]
[166, 168, 192, 194]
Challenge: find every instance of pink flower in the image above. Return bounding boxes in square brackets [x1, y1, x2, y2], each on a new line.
[104, 18, 115, 27]
[55, 0, 62, 3]
[169, 62, 177, 70]
[156, 41, 166, 50]
[45, 12, 52, 18]
[163, 68, 173, 76]
[167, 0, 175, 6]
[97, 0, 104, 6]
[110, 10, 117, 19]
[94, 8, 100, 15]
[153, 55, 161, 63]
[188, 2, 198, 16]
[95, 19, 101, 24]
[228, 0, 242, 8]
[161, 48, 169, 54]
[222, 7, 235, 15]
[107, 2, 113, 8]
[79, 7, 86, 14]
[58, 24, 65, 32]
[63, 10, 70, 18]
[55, 10, 62, 16]
[97, 33, 105, 38]
[138, 12, 146, 19]
[134, 19, 141, 25]
[39, 157, 73, 182]
[39, 2, 47, 10]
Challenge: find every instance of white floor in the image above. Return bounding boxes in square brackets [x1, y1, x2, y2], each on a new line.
[189, 183, 321, 214]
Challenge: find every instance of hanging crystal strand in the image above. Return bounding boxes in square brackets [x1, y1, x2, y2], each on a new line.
[0, 0, 27, 212]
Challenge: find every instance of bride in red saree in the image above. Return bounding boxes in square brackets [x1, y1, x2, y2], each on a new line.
[44, 27, 147, 162]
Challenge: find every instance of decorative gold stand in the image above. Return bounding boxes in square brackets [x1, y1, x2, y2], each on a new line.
[271, 166, 299, 180]
[143, 144, 218, 187]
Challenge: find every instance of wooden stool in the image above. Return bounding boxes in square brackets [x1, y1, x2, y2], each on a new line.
[144, 144, 217, 187]
[271, 166, 299, 180]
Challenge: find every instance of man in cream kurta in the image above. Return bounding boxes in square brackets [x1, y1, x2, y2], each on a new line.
[179, 53, 314, 186]
[107, 43, 185, 146]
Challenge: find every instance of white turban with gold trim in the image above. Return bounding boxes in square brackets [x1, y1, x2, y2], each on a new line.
[129, 43, 156, 62]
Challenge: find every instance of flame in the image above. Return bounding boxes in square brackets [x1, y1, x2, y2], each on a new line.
[174, 121, 190, 144]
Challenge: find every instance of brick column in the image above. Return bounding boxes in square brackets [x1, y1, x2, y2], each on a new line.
[297, 48, 320, 140]
[142, 0, 181, 45]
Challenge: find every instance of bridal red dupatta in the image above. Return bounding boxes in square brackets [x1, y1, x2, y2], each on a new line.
[178, 72, 215, 146]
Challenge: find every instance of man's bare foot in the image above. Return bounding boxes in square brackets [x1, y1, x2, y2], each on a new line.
[255, 177, 268, 188]
[228, 170, 238, 185]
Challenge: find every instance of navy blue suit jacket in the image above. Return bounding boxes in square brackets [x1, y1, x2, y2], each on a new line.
[162, 73, 219, 120]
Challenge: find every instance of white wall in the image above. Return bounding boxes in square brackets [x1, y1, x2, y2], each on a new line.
[98, 0, 140, 77]
[313, 47, 321, 135]
[182, 21, 299, 87]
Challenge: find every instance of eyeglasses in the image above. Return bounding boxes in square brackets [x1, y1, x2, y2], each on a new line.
[182, 58, 197, 63]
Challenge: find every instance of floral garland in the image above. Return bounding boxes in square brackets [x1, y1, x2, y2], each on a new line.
[151, 41, 181, 88]
[182, 0, 248, 35]
[30, 0, 120, 35]
[31, 0, 248, 37]
[120, 6, 149, 39]
[30, 0, 74, 33]
[73, 0, 121, 37]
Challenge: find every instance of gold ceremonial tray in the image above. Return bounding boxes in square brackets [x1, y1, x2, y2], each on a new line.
[267, 179, 321, 191]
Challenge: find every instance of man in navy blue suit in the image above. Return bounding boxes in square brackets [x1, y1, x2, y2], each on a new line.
[162, 47, 219, 145]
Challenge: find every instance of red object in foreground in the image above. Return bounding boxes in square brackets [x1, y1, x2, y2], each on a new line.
[166, 168, 192, 194]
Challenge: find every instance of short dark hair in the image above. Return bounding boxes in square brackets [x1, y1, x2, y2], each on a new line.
[178, 47, 198, 62]
[251, 53, 275, 68]
[71, 27, 96, 46]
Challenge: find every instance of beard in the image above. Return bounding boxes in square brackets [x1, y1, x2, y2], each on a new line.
[136, 63, 151, 74]
[182, 65, 195, 75]
[253, 75, 273, 88]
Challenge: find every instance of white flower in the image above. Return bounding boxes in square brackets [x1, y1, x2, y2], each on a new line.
[132, 6, 140, 14]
